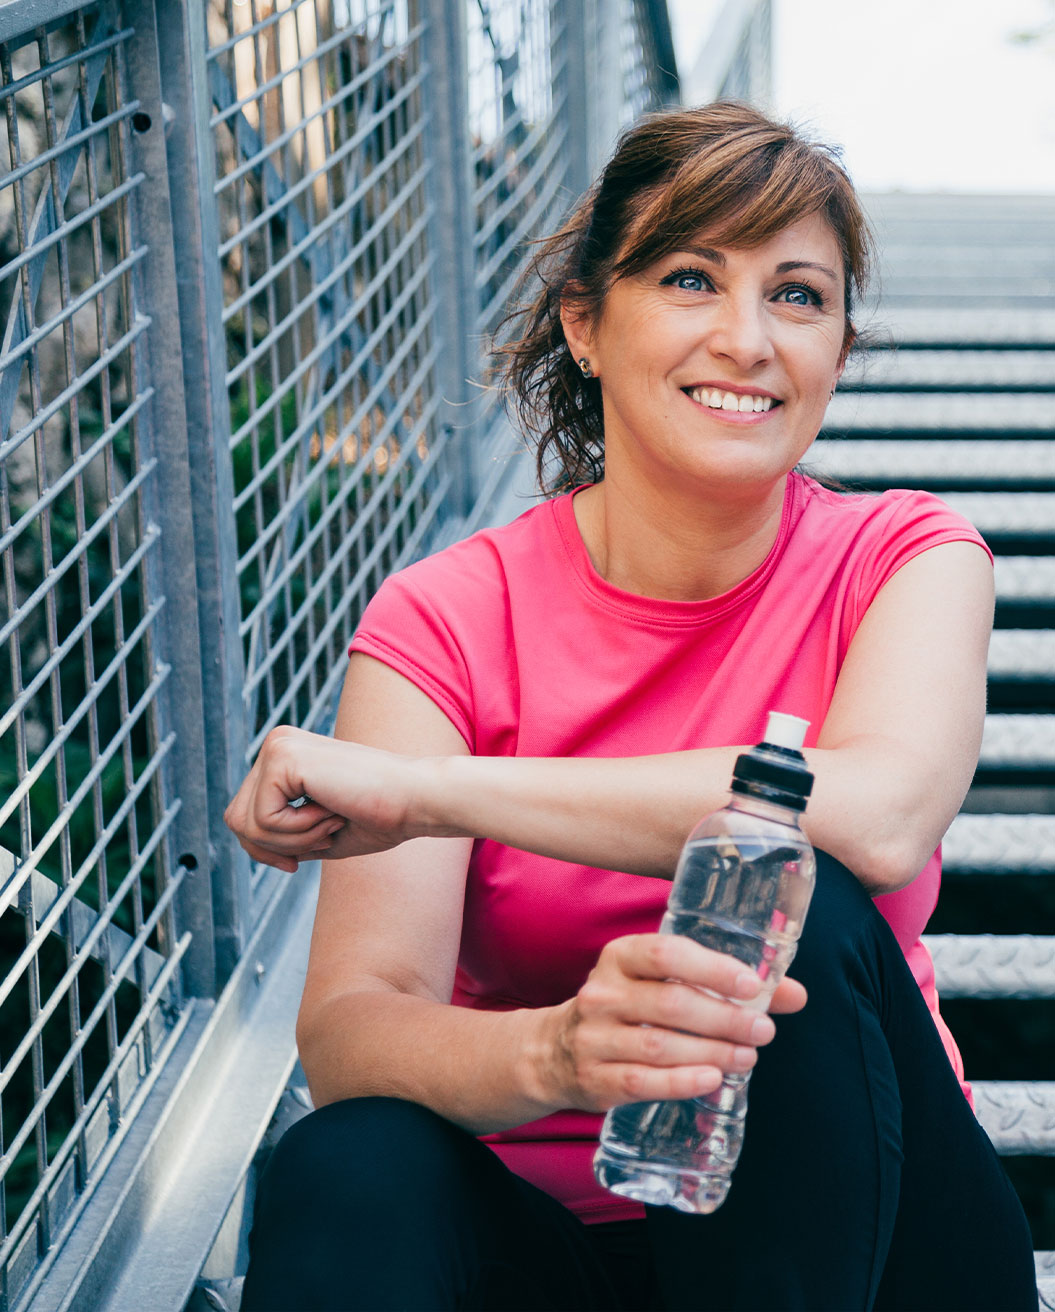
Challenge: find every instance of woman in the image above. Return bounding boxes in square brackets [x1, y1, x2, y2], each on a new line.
[227, 104, 1037, 1310]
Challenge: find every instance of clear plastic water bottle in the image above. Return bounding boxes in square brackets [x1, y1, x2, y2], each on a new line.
[593, 711, 817, 1214]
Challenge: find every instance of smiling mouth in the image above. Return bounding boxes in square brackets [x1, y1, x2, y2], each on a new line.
[684, 386, 779, 413]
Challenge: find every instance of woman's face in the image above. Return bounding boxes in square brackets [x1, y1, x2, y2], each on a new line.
[568, 212, 848, 498]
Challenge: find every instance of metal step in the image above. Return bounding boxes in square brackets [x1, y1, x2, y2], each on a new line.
[807, 438, 1055, 486]
[972, 1081, 1055, 1154]
[926, 934, 1055, 998]
[856, 308, 1055, 347]
[988, 630, 1055, 681]
[1039, 1253, 1055, 1312]
[980, 715, 1055, 770]
[840, 350, 1055, 392]
[876, 247, 1055, 276]
[943, 813, 1055, 874]
[994, 558, 1055, 604]
[823, 393, 1055, 434]
[874, 285, 1055, 307]
[937, 492, 1055, 541]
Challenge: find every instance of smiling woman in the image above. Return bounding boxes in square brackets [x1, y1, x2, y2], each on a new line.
[225, 104, 1039, 1310]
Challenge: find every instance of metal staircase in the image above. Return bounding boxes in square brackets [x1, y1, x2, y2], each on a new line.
[812, 191, 1055, 1306]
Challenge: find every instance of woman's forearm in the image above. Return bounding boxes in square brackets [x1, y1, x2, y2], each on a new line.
[419, 740, 956, 894]
[422, 748, 740, 879]
[298, 987, 561, 1134]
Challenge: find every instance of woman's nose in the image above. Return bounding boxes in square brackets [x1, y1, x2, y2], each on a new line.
[706, 296, 775, 370]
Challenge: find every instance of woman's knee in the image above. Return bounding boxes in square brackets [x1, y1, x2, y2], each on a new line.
[791, 850, 893, 993]
[256, 1096, 475, 1221]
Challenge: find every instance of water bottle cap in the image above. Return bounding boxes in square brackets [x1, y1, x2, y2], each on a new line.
[731, 712, 814, 811]
[763, 711, 809, 751]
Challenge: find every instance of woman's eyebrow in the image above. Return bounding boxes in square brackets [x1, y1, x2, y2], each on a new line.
[678, 245, 726, 265]
[775, 259, 838, 279]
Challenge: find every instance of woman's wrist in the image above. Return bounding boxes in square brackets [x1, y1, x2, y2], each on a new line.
[509, 1001, 573, 1116]
[409, 753, 478, 840]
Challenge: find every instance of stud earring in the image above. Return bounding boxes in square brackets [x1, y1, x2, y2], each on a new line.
[578, 357, 593, 379]
[829, 388, 835, 400]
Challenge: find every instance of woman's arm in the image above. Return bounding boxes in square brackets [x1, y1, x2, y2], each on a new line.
[291, 655, 801, 1131]
[228, 542, 992, 894]
[421, 539, 993, 892]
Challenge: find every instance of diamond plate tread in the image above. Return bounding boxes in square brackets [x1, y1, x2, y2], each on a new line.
[937, 492, 1055, 538]
[841, 350, 1055, 391]
[876, 282, 1055, 305]
[1039, 1253, 1055, 1311]
[856, 308, 1055, 347]
[876, 247, 1055, 272]
[943, 813, 1055, 874]
[988, 630, 1055, 680]
[972, 1082, 1055, 1154]
[924, 934, 1055, 998]
[807, 438, 1055, 486]
[822, 393, 1055, 433]
[980, 714, 1055, 768]
[993, 557, 1055, 602]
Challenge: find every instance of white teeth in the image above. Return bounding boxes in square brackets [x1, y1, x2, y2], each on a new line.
[688, 387, 775, 413]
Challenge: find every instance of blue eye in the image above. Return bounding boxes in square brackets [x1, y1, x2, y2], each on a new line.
[777, 284, 822, 307]
[661, 267, 709, 292]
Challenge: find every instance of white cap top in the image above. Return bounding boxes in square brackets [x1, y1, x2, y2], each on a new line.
[763, 711, 810, 751]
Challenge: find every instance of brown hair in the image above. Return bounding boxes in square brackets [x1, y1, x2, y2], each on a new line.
[497, 102, 874, 493]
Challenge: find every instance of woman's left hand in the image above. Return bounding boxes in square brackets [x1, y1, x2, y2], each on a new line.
[223, 727, 431, 871]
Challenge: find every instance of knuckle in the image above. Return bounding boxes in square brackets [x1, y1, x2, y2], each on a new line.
[639, 1027, 666, 1062]
[621, 1067, 647, 1100]
[654, 984, 686, 1026]
[641, 935, 672, 974]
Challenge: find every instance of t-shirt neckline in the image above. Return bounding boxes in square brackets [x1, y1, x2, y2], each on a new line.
[550, 474, 805, 628]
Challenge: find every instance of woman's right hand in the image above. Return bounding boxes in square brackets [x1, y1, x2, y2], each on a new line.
[223, 727, 440, 871]
[531, 934, 806, 1112]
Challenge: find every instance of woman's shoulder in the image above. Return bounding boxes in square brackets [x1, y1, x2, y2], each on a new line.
[794, 473, 989, 552]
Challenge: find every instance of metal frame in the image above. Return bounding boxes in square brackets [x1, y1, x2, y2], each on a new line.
[0, 0, 697, 1306]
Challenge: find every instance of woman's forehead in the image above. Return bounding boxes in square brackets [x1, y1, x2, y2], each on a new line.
[670, 214, 843, 266]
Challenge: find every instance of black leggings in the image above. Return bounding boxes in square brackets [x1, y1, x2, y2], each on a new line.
[241, 854, 1037, 1311]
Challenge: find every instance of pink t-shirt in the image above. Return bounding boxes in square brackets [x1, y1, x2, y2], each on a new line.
[350, 472, 992, 1222]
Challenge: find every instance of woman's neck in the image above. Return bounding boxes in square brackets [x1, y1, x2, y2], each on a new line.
[571, 471, 791, 602]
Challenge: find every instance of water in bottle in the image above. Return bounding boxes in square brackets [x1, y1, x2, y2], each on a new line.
[593, 711, 817, 1214]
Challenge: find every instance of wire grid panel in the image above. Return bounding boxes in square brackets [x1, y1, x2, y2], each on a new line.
[0, 4, 187, 1305]
[467, 0, 569, 350]
[619, 0, 670, 125]
[207, 0, 452, 789]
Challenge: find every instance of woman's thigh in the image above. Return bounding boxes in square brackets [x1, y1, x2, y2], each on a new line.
[240, 1096, 630, 1312]
[646, 852, 1036, 1312]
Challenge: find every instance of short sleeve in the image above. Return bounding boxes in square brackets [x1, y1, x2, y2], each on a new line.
[350, 567, 477, 750]
[847, 490, 993, 632]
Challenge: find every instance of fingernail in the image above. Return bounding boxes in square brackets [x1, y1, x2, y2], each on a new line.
[734, 970, 762, 997]
[750, 1015, 776, 1044]
[732, 1046, 757, 1070]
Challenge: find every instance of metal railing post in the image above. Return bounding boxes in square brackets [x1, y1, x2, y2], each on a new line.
[152, 0, 251, 989]
[123, 0, 217, 997]
[418, 0, 481, 519]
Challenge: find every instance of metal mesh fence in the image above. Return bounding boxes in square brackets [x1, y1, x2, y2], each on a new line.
[0, 5, 186, 1303]
[207, 0, 450, 785]
[619, 0, 668, 124]
[0, 0, 689, 1302]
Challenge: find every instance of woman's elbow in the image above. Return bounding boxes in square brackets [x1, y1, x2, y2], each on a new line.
[833, 828, 934, 895]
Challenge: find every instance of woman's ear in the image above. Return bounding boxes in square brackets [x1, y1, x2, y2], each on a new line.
[559, 295, 596, 378]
